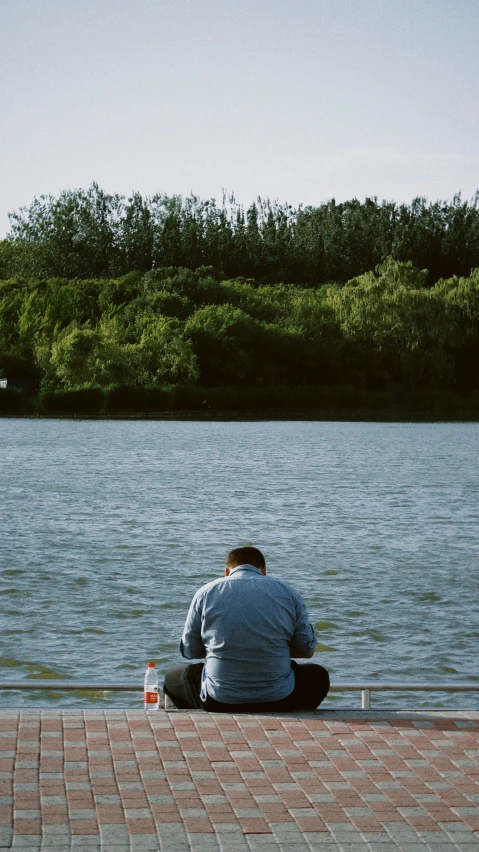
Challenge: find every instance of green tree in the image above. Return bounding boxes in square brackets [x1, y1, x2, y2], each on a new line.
[120, 194, 154, 273]
[48, 326, 131, 388]
[327, 258, 458, 388]
[8, 183, 123, 278]
[184, 304, 264, 385]
[133, 317, 199, 385]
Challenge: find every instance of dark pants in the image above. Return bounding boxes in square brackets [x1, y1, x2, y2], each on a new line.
[163, 660, 330, 712]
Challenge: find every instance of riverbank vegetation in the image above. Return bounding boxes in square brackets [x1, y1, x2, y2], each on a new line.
[2, 184, 479, 285]
[1, 186, 478, 417]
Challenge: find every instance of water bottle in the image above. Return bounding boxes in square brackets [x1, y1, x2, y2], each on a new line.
[144, 662, 159, 710]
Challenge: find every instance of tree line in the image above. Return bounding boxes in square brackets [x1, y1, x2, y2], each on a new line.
[1, 184, 479, 285]
[1, 259, 478, 405]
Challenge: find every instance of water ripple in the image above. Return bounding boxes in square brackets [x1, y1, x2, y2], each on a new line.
[1, 419, 478, 709]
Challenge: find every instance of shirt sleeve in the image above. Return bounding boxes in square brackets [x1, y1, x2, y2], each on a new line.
[289, 591, 316, 657]
[179, 590, 207, 659]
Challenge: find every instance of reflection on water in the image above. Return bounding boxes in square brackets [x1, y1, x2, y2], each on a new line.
[1, 418, 478, 709]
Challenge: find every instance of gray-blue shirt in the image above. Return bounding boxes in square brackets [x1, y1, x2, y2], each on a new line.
[179, 564, 316, 704]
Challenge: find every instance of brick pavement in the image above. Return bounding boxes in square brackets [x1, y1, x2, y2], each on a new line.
[0, 709, 478, 851]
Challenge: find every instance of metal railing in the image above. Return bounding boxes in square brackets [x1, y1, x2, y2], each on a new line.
[329, 682, 479, 710]
[0, 682, 142, 692]
[1, 680, 478, 709]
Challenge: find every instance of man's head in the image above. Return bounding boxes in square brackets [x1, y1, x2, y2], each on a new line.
[225, 546, 266, 576]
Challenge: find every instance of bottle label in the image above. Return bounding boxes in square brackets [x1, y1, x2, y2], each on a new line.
[144, 691, 158, 704]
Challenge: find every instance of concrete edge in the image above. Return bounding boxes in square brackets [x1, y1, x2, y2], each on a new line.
[1, 708, 478, 719]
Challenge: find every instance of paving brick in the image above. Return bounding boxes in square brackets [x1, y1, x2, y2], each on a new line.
[2, 709, 479, 848]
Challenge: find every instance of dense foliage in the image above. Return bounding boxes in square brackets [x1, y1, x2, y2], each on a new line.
[0, 259, 478, 406]
[2, 184, 479, 285]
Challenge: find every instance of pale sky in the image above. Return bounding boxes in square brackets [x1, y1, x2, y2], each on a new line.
[1, 0, 478, 237]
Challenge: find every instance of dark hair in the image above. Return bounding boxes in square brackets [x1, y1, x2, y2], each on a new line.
[226, 546, 265, 571]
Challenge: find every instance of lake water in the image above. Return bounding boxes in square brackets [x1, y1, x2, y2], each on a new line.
[1, 418, 478, 710]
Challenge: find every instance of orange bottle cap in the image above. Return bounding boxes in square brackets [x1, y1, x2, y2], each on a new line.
[147, 662, 155, 667]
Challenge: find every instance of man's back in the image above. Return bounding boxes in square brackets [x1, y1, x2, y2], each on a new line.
[180, 564, 316, 704]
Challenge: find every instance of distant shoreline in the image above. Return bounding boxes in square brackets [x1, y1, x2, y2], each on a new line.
[3, 382, 479, 423]
[3, 407, 479, 422]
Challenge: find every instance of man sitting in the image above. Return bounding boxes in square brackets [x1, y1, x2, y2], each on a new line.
[163, 546, 330, 712]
